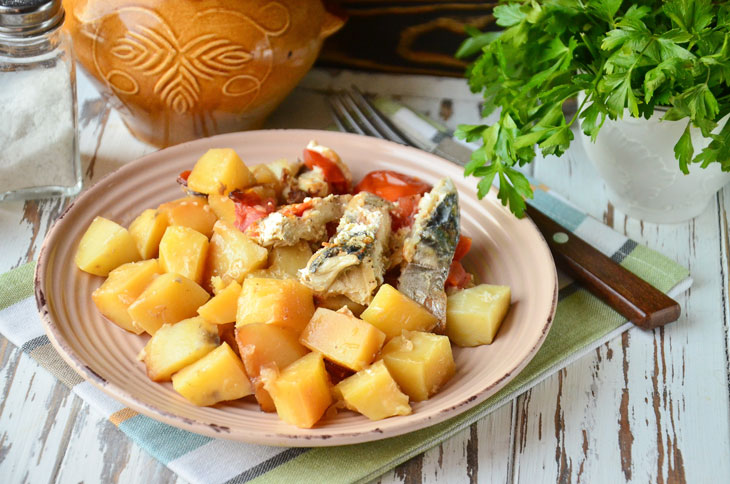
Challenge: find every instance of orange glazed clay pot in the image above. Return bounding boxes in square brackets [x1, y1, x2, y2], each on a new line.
[64, 0, 344, 146]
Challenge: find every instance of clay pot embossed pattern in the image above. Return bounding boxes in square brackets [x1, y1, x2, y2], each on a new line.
[65, 1, 343, 146]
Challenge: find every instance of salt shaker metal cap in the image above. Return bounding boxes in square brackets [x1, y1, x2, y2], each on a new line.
[0, 0, 64, 37]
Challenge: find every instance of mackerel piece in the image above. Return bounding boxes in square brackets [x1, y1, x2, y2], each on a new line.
[247, 194, 351, 247]
[299, 192, 392, 306]
[398, 178, 459, 330]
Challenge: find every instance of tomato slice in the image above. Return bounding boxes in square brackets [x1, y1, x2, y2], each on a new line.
[446, 260, 472, 289]
[355, 170, 431, 202]
[229, 189, 276, 232]
[391, 194, 421, 231]
[303, 148, 349, 194]
[453, 235, 472, 262]
[176, 169, 191, 186]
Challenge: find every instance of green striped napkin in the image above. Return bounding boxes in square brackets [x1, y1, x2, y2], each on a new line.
[0, 186, 690, 483]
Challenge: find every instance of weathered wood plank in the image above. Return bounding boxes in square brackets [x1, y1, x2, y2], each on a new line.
[0, 347, 82, 484]
[376, 400, 515, 484]
[54, 403, 184, 484]
[524, 139, 730, 483]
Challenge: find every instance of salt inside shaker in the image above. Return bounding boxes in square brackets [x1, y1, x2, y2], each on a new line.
[0, 0, 82, 200]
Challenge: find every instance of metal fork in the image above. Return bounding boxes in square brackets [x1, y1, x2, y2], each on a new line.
[327, 89, 681, 330]
[328, 87, 418, 147]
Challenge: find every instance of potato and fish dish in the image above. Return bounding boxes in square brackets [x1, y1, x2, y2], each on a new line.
[74, 142, 511, 429]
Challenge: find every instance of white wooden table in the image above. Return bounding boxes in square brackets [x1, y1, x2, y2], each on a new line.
[1, 68, 729, 484]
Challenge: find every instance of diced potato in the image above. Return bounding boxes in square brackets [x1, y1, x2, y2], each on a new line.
[236, 277, 314, 334]
[75, 216, 141, 276]
[262, 352, 332, 428]
[300, 308, 385, 372]
[380, 331, 455, 401]
[360, 284, 439, 339]
[204, 220, 268, 288]
[142, 316, 219, 381]
[267, 242, 312, 279]
[92, 259, 162, 334]
[446, 284, 511, 346]
[172, 342, 253, 406]
[186, 148, 255, 195]
[197, 281, 241, 324]
[128, 273, 210, 335]
[207, 193, 236, 226]
[334, 360, 411, 421]
[210, 276, 227, 295]
[251, 164, 278, 185]
[158, 196, 218, 238]
[244, 185, 277, 202]
[128, 209, 168, 259]
[316, 294, 366, 317]
[236, 324, 309, 412]
[158, 226, 209, 285]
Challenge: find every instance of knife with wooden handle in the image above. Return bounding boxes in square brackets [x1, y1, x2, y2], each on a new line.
[430, 137, 681, 329]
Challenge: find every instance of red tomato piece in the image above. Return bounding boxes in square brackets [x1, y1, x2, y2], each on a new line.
[303, 148, 350, 194]
[355, 170, 431, 202]
[391, 194, 421, 231]
[280, 200, 314, 218]
[176, 169, 191, 186]
[229, 190, 276, 232]
[446, 260, 472, 289]
[453, 235, 472, 262]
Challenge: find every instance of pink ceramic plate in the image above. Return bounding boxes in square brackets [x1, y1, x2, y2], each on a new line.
[35, 129, 557, 446]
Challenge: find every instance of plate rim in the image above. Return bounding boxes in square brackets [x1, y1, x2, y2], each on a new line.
[34, 128, 558, 446]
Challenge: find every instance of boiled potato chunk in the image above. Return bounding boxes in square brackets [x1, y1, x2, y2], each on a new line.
[300, 308, 386, 372]
[128, 209, 168, 259]
[236, 277, 314, 334]
[360, 284, 439, 339]
[267, 242, 312, 279]
[236, 323, 309, 412]
[158, 196, 218, 238]
[334, 360, 411, 421]
[262, 352, 332, 428]
[197, 281, 241, 324]
[158, 226, 209, 285]
[446, 284, 511, 346]
[207, 193, 236, 225]
[75, 216, 141, 276]
[204, 221, 268, 288]
[172, 342, 253, 406]
[92, 259, 162, 334]
[142, 316, 219, 381]
[186, 148, 254, 195]
[251, 164, 278, 186]
[128, 273, 210, 335]
[380, 331, 455, 401]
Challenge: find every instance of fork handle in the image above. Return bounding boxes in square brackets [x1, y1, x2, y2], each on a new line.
[525, 205, 681, 329]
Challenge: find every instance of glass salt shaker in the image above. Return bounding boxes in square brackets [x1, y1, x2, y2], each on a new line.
[0, 0, 82, 200]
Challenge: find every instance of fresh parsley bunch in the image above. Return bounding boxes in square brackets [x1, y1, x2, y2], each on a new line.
[455, 0, 730, 217]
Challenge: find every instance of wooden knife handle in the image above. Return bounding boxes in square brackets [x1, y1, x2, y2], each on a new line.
[525, 204, 681, 329]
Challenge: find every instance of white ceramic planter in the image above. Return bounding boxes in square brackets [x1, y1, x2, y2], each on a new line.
[578, 96, 730, 223]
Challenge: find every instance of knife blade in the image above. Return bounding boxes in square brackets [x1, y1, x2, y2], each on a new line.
[382, 101, 681, 329]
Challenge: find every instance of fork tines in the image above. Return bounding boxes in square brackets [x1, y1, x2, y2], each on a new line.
[328, 87, 417, 147]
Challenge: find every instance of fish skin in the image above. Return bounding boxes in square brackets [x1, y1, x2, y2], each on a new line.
[300, 192, 392, 305]
[398, 178, 460, 330]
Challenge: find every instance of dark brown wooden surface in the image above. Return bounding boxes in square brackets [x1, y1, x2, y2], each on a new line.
[318, 1, 498, 77]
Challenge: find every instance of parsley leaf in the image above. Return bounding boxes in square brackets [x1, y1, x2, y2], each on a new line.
[456, 0, 730, 217]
